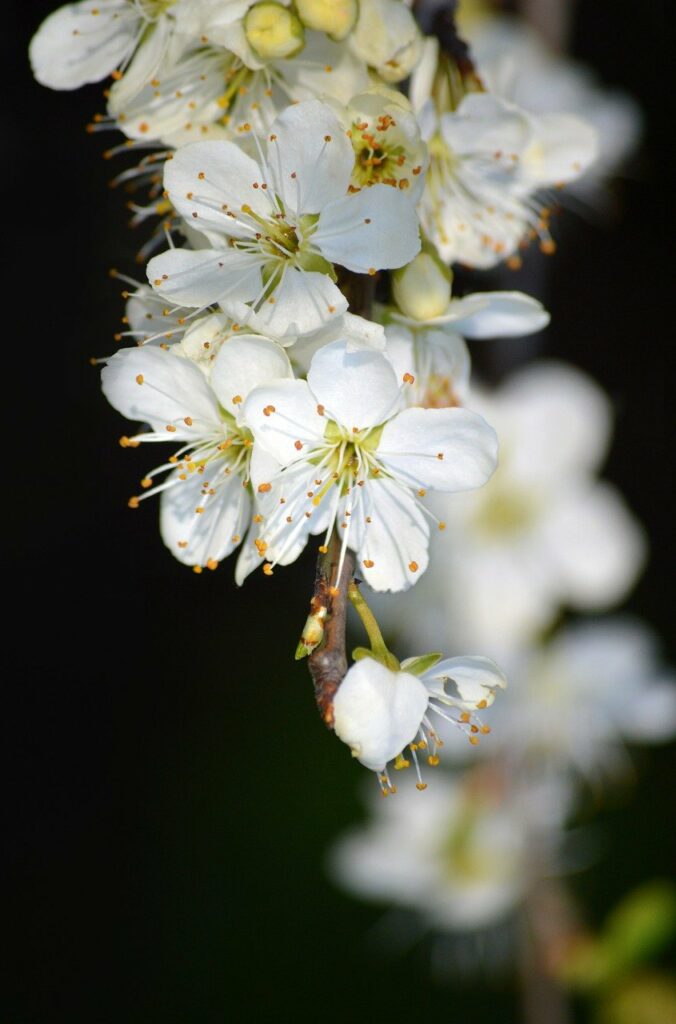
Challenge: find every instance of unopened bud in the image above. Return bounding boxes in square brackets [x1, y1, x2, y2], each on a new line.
[295, 601, 328, 660]
[244, 2, 305, 61]
[392, 251, 452, 321]
[294, 0, 358, 41]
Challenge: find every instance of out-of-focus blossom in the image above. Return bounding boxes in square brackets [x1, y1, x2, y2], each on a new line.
[462, 11, 642, 200]
[329, 773, 566, 932]
[374, 361, 646, 656]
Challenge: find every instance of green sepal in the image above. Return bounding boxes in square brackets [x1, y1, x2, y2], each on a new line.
[351, 647, 399, 671]
[400, 652, 443, 676]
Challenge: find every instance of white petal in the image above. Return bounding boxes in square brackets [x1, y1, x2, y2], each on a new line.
[621, 682, 676, 743]
[333, 660, 429, 771]
[164, 140, 268, 239]
[440, 292, 550, 338]
[423, 656, 507, 710]
[234, 522, 266, 585]
[160, 471, 251, 567]
[540, 482, 647, 610]
[379, 407, 498, 492]
[267, 100, 354, 213]
[441, 93, 532, 158]
[107, 13, 172, 110]
[246, 266, 347, 337]
[277, 31, 370, 104]
[101, 346, 220, 435]
[523, 113, 598, 186]
[314, 185, 420, 273]
[354, 478, 430, 593]
[245, 378, 325, 466]
[30, 0, 135, 91]
[307, 340, 402, 430]
[147, 247, 262, 308]
[209, 335, 293, 422]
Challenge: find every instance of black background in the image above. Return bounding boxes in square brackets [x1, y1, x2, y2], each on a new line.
[5, 1, 672, 1021]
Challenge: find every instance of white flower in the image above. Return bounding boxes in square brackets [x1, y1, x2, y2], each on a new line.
[101, 335, 292, 577]
[333, 654, 506, 788]
[30, 0, 199, 103]
[340, 86, 428, 199]
[147, 100, 421, 337]
[244, 340, 498, 592]
[329, 774, 531, 932]
[410, 39, 598, 266]
[375, 361, 647, 654]
[464, 13, 642, 200]
[490, 619, 676, 782]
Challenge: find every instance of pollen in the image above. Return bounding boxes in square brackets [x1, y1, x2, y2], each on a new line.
[135, 374, 144, 385]
[409, 561, 419, 572]
[128, 496, 140, 509]
[232, 395, 243, 404]
[363, 559, 374, 568]
[262, 563, 274, 576]
[415, 782, 428, 791]
[318, 545, 328, 554]
[436, 452, 444, 460]
[165, 425, 177, 432]
[294, 440, 303, 450]
[140, 478, 152, 489]
[263, 405, 276, 416]
[476, 699, 488, 709]
[184, 416, 193, 426]
[192, 565, 203, 574]
[316, 404, 325, 416]
[255, 539, 268, 555]
[206, 559, 219, 571]
[403, 372, 415, 384]
[258, 482, 272, 493]
[195, 506, 205, 514]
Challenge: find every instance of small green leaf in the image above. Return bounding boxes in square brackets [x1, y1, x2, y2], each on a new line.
[400, 652, 443, 676]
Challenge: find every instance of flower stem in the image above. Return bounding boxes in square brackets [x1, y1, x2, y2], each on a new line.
[306, 531, 355, 728]
[348, 581, 399, 670]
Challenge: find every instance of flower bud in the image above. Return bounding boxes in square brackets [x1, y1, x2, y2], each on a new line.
[294, 0, 358, 41]
[392, 251, 452, 321]
[244, 2, 305, 61]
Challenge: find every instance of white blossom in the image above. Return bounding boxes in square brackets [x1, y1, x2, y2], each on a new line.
[411, 38, 598, 266]
[147, 100, 421, 337]
[244, 340, 498, 592]
[333, 654, 506, 789]
[101, 336, 292, 576]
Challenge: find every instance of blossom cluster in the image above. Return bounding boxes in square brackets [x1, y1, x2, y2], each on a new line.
[31, 0, 603, 787]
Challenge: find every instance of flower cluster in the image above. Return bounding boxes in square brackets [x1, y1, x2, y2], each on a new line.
[31, 0, 603, 787]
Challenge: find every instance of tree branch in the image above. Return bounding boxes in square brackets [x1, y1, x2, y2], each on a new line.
[307, 533, 355, 728]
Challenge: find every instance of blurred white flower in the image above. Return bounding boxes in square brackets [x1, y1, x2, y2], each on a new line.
[374, 361, 646, 656]
[489, 618, 676, 782]
[329, 774, 555, 932]
[464, 13, 642, 200]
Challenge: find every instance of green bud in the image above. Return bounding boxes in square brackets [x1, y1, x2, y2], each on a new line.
[244, 2, 305, 61]
[392, 250, 452, 321]
[294, 0, 359, 40]
[295, 600, 328, 659]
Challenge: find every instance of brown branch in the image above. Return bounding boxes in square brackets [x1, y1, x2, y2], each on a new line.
[307, 533, 355, 728]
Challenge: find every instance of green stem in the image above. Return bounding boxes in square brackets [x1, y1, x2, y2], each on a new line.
[348, 581, 399, 670]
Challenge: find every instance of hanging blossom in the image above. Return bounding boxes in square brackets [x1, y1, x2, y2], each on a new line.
[332, 653, 506, 793]
[29, 0, 204, 103]
[101, 335, 293, 577]
[244, 340, 498, 592]
[410, 38, 598, 267]
[146, 99, 421, 337]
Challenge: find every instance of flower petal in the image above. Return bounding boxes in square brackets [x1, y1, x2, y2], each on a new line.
[164, 140, 268, 238]
[267, 100, 355, 213]
[314, 185, 420, 272]
[423, 656, 507, 710]
[307, 340, 402, 430]
[354, 478, 430, 593]
[245, 378, 325, 466]
[333, 660, 429, 771]
[29, 0, 135, 91]
[209, 335, 293, 423]
[101, 346, 220, 435]
[160, 470, 251, 567]
[147, 247, 262, 308]
[243, 266, 347, 337]
[439, 292, 550, 338]
[378, 407, 498, 492]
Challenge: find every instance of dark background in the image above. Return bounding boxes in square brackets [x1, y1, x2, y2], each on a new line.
[5, 1, 672, 1020]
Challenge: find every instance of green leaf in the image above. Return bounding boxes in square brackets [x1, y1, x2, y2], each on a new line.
[400, 652, 443, 676]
